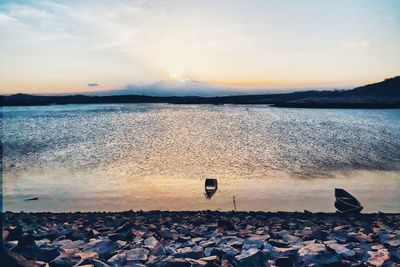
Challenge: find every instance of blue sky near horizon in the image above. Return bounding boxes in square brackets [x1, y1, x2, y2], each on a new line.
[0, 0, 399, 94]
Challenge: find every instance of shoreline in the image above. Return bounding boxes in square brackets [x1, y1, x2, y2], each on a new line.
[3, 211, 400, 266]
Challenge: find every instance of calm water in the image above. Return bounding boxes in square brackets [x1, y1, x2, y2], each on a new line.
[2, 104, 400, 212]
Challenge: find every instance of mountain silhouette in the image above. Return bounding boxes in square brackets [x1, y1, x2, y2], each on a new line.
[1, 76, 399, 108]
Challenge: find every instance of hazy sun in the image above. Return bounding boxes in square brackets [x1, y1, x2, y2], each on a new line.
[168, 72, 189, 82]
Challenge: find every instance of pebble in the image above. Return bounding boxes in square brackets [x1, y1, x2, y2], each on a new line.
[2, 211, 399, 266]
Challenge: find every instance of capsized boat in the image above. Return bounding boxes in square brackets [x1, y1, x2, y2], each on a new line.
[334, 188, 363, 214]
[205, 178, 218, 199]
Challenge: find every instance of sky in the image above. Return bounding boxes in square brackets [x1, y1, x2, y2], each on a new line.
[0, 0, 399, 94]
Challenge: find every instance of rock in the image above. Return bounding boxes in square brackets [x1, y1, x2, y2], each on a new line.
[175, 245, 204, 259]
[217, 220, 236, 231]
[325, 241, 356, 257]
[185, 258, 208, 266]
[162, 256, 191, 267]
[199, 240, 216, 248]
[269, 239, 289, 248]
[108, 233, 129, 241]
[391, 248, 400, 263]
[60, 240, 86, 250]
[191, 237, 204, 243]
[151, 240, 167, 256]
[92, 259, 111, 267]
[82, 239, 120, 261]
[107, 251, 127, 266]
[126, 248, 149, 262]
[328, 233, 349, 244]
[199, 255, 218, 262]
[384, 239, 400, 248]
[35, 238, 51, 247]
[6, 226, 23, 241]
[298, 242, 327, 257]
[210, 246, 240, 257]
[242, 237, 264, 250]
[298, 241, 338, 265]
[144, 236, 158, 250]
[50, 248, 82, 266]
[367, 248, 389, 266]
[235, 248, 264, 266]
[114, 222, 131, 233]
[159, 229, 174, 239]
[275, 256, 294, 267]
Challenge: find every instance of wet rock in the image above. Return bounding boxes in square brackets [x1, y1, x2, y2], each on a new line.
[298, 241, 338, 265]
[324, 241, 356, 257]
[162, 256, 191, 267]
[6, 225, 23, 241]
[235, 248, 264, 266]
[367, 248, 389, 266]
[144, 236, 158, 250]
[328, 232, 349, 244]
[82, 239, 120, 260]
[114, 222, 131, 233]
[384, 239, 400, 248]
[175, 245, 204, 259]
[242, 237, 265, 250]
[199, 240, 216, 248]
[3, 211, 399, 266]
[269, 239, 289, 248]
[107, 251, 127, 266]
[275, 256, 294, 267]
[60, 240, 86, 250]
[126, 248, 149, 262]
[210, 246, 240, 257]
[50, 248, 82, 266]
[217, 220, 236, 231]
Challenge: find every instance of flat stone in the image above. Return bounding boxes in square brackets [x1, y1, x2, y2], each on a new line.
[367, 248, 389, 266]
[325, 242, 356, 257]
[143, 236, 158, 249]
[82, 239, 120, 260]
[162, 256, 191, 267]
[235, 248, 264, 266]
[384, 239, 400, 248]
[242, 237, 264, 250]
[50, 248, 82, 266]
[175, 245, 204, 259]
[107, 251, 127, 266]
[126, 248, 149, 262]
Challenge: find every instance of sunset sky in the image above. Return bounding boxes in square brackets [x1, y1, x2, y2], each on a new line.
[0, 0, 399, 94]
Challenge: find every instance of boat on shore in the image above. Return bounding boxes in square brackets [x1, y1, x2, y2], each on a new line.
[204, 178, 218, 199]
[334, 188, 363, 213]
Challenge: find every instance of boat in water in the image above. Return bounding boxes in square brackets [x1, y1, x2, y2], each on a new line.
[205, 178, 218, 199]
[334, 188, 363, 214]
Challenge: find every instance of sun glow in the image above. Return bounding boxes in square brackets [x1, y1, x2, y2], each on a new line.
[168, 72, 189, 83]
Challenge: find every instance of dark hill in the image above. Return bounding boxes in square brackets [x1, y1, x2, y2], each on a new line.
[1, 76, 399, 108]
[347, 76, 400, 97]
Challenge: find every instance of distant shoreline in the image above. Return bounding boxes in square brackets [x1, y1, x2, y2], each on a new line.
[2, 76, 400, 108]
[1, 93, 400, 109]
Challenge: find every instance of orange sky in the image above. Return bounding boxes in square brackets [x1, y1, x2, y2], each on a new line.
[1, 1, 399, 94]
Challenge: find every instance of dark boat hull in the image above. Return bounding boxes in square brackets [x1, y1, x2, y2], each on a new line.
[334, 188, 363, 213]
[205, 178, 218, 199]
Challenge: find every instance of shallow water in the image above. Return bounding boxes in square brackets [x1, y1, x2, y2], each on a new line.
[2, 104, 400, 212]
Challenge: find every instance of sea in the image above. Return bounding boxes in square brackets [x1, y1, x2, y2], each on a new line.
[2, 104, 400, 212]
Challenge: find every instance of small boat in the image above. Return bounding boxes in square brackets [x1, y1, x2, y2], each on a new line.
[205, 178, 218, 199]
[334, 188, 363, 214]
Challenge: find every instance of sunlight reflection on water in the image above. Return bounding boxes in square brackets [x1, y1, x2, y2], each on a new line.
[3, 104, 400, 212]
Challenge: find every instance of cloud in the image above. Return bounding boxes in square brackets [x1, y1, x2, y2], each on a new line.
[87, 83, 99, 87]
[341, 40, 371, 48]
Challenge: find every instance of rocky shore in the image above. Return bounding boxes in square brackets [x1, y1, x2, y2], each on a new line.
[2, 211, 400, 267]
